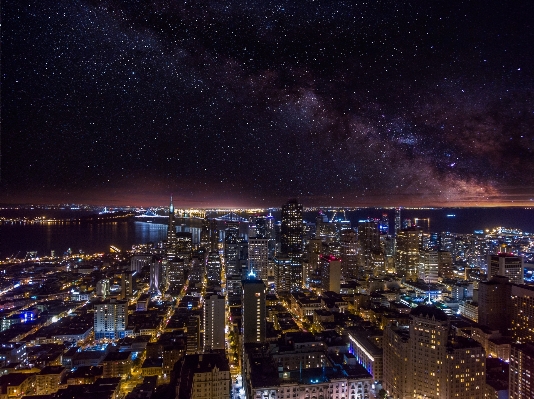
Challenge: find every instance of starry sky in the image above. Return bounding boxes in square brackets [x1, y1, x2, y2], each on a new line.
[2, 1, 534, 207]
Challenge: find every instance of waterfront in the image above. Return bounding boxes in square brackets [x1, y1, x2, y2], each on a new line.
[1, 207, 533, 258]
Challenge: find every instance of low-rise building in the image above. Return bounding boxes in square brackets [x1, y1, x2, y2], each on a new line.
[35, 365, 66, 395]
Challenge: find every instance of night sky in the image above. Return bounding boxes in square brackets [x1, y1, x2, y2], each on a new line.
[2, 1, 533, 207]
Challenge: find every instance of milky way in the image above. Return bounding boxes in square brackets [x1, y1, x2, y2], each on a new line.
[2, 1, 533, 206]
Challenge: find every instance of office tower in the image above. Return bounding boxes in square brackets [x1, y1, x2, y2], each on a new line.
[409, 305, 450, 398]
[307, 238, 323, 275]
[248, 237, 269, 281]
[395, 227, 422, 280]
[206, 252, 222, 282]
[226, 274, 242, 300]
[510, 284, 534, 343]
[94, 299, 128, 340]
[130, 254, 152, 273]
[149, 257, 162, 295]
[418, 250, 439, 283]
[437, 250, 454, 279]
[380, 213, 389, 235]
[119, 271, 134, 299]
[358, 220, 381, 252]
[203, 294, 225, 351]
[242, 279, 266, 343]
[167, 257, 186, 294]
[509, 343, 534, 399]
[186, 313, 201, 354]
[224, 227, 239, 278]
[273, 255, 292, 294]
[477, 276, 512, 332]
[441, 338, 485, 399]
[175, 232, 193, 254]
[384, 306, 485, 399]
[321, 255, 341, 294]
[167, 195, 176, 257]
[394, 207, 401, 236]
[411, 306, 485, 399]
[383, 326, 410, 399]
[176, 353, 231, 399]
[487, 253, 524, 284]
[200, 218, 219, 252]
[280, 199, 303, 291]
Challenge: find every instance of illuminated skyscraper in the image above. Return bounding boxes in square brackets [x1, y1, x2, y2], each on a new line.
[395, 227, 422, 280]
[383, 305, 486, 399]
[149, 257, 162, 295]
[280, 199, 303, 291]
[206, 252, 222, 282]
[358, 220, 381, 252]
[380, 213, 389, 235]
[418, 250, 439, 283]
[248, 237, 269, 280]
[437, 250, 454, 279]
[203, 294, 225, 351]
[242, 279, 266, 343]
[509, 343, 534, 399]
[224, 226, 239, 278]
[320, 255, 341, 294]
[487, 253, 524, 284]
[394, 207, 401, 236]
[510, 284, 534, 343]
[167, 195, 176, 257]
[281, 199, 303, 255]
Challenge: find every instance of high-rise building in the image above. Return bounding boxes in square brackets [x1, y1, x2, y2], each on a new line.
[273, 255, 292, 294]
[224, 227, 239, 278]
[383, 326, 410, 399]
[280, 199, 303, 292]
[437, 250, 454, 279]
[509, 343, 534, 399]
[167, 195, 176, 257]
[206, 252, 222, 282]
[487, 253, 524, 284]
[186, 313, 201, 354]
[130, 254, 152, 273]
[175, 232, 193, 254]
[149, 257, 162, 295]
[320, 255, 341, 294]
[176, 353, 231, 399]
[409, 306, 450, 398]
[418, 250, 439, 283]
[242, 279, 266, 344]
[477, 275, 512, 332]
[358, 220, 381, 252]
[203, 294, 225, 351]
[167, 257, 186, 294]
[394, 207, 401, 236]
[119, 271, 134, 299]
[380, 213, 389, 235]
[395, 227, 422, 280]
[248, 237, 269, 281]
[94, 299, 128, 340]
[340, 229, 358, 277]
[510, 284, 534, 343]
[200, 218, 219, 252]
[383, 305, 485, 399]
[306, 238, 323, 278]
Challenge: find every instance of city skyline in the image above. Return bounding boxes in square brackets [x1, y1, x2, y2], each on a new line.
[2, 2, 533, 207]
